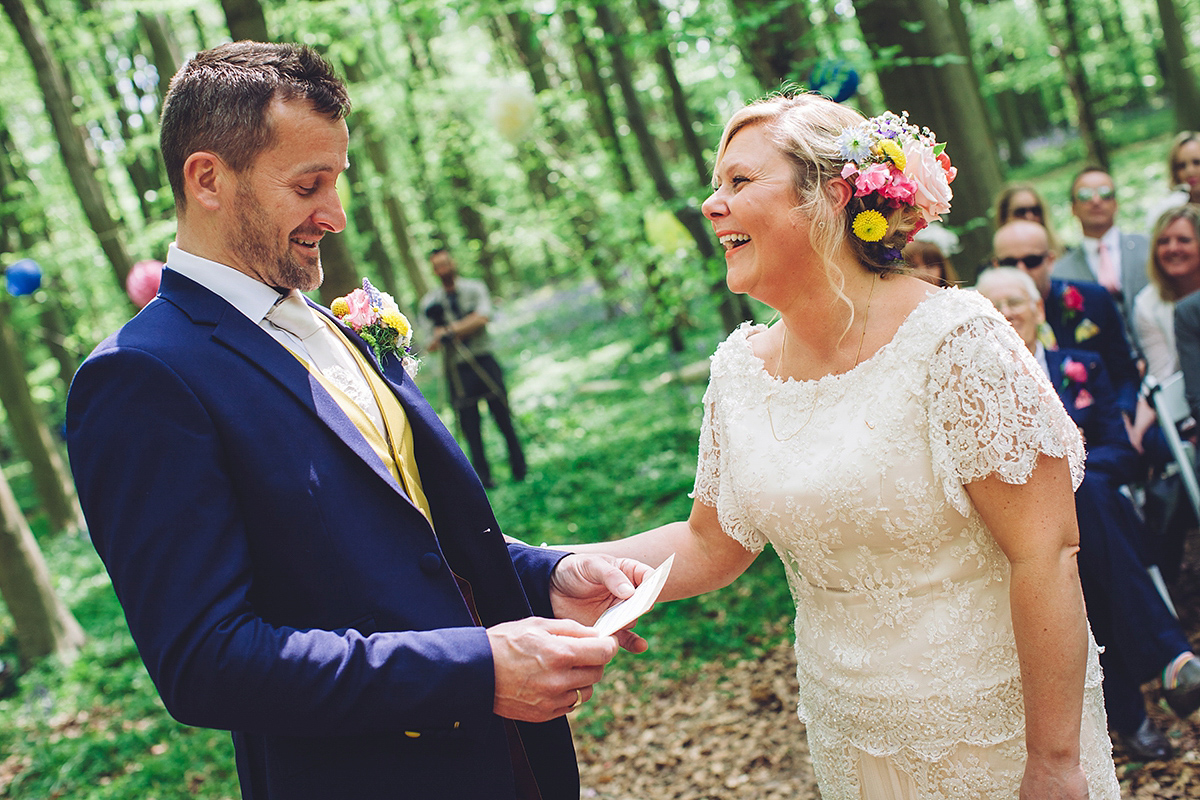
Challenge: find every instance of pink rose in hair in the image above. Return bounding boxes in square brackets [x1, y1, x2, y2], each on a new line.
[343, 289, 378, 329]
[902, 139, 952, 222]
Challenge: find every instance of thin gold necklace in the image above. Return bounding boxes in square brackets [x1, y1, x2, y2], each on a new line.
[766, 273, 878, 442]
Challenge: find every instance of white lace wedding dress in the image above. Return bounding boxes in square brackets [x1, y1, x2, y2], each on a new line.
[692, 288, 1119, 799]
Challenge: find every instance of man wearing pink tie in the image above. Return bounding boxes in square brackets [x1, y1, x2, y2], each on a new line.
[1053, 167, 1150, 338]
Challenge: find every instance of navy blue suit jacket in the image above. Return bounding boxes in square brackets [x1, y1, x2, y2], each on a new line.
[1045, 278, 1139, 417]
[1045, 347, 1139, 485]
[67, 269, 576, 799]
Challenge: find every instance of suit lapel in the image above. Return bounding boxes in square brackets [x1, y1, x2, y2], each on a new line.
[161, 271, 410, 501]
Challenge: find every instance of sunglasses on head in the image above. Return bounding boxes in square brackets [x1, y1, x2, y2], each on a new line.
[1011, 205, 1043, 218]
[1074, 185, 1115, 203]
[996, 253, 1049, 269]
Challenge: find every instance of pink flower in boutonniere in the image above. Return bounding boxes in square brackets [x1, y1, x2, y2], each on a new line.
[1063, 358, 1088, 384]
[1063, 286, 1084, 312]
[342, 288, 378, 329]
[1074, 388, 1094, 410]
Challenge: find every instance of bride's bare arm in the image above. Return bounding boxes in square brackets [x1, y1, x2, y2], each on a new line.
[567, 499, 758, 602]
[966, 453, 1089, 800]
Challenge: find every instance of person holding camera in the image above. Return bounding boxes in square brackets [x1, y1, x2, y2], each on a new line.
[420, 247, 526, 488]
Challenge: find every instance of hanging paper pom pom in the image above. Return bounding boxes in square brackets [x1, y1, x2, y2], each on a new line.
[5, 258, 42, 296]
[487, 82, 538, 144]
[126, 259, 164, 309]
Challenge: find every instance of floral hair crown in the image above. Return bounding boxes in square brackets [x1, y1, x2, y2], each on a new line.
[837, 111, 957, 261]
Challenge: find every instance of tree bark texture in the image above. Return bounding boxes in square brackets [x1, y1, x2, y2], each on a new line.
[0, 302, 84, 534]
[729, 0, 818, 91]
[0, 0, 135, 292]
[220, 0, 270, 42]
[0, 466, 85, 666]
[856, 0, 1004, 280]
[593, 3, 750, 332]
[1154, 0, 1200, 131]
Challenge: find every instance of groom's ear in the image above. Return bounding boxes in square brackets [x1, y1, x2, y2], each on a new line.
[183, 151, 230, 213]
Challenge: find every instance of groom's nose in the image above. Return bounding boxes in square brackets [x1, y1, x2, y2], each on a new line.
[313, 186, 347, 234]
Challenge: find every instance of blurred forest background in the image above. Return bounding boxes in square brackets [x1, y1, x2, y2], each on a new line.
[0, 0, 1198, 797]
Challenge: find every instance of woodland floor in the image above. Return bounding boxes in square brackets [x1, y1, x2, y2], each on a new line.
[571, 533, 1200, 799]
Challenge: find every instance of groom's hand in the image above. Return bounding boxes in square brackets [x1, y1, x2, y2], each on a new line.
[549, 554, 652, 653]
[487, 617, 616, 722]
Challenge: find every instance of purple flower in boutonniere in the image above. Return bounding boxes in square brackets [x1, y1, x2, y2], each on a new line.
[330, 279, 420, 377]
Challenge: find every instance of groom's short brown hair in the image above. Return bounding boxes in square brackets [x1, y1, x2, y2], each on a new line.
[159, 41, 351, 210]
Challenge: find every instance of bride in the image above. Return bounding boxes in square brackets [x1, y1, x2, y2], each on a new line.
[575, 94, 1118, 799]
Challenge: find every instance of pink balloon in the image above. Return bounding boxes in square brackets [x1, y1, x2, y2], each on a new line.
[126, 259, 164, 309]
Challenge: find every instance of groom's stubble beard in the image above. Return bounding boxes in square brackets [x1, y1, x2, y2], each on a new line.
[231, 180, 324, 292]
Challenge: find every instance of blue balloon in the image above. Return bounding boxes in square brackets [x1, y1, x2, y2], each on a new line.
[808, 60, 860, 104]
[5, 258, 42, 296]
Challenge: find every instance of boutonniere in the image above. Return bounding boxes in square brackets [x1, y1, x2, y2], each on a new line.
[331, 279, 419, 377]
[1060, 357, 1093, 408]
[1061, 285, 1085, 321]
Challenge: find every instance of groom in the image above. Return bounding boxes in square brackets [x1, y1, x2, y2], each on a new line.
[66, 42, 645, 800]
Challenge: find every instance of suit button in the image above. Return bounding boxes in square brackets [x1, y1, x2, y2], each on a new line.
[419, 552, 442, 575]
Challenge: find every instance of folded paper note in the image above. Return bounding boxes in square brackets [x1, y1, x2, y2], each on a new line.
[591, 553, 674, 637]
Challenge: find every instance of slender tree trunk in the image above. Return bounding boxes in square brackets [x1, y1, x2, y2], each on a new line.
[729, 0, 817, 90]
[1154, 0, 1200, 131]
[1, 0, 135, 292]
[593, 3, 750, 332]
[340, 57, 428, 300]
[1032, 0, 1110, 170]
[562, 6, 634, 195]
[0, 300, 84, 534]
[856, 0, 1004, 280]
[0, 469, 85, 666]
[220, 0, 270, 42]
[635, 0, 708, 186]
[138, 11, 182, 94]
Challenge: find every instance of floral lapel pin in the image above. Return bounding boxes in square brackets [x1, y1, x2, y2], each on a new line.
[1061, 357, 1094, 409]
[330, 279, 419, 377]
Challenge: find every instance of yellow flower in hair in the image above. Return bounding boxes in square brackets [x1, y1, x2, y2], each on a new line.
[853, 210, 888, 242]
[879, 139, 906, 170]
[330, 297, 350, 317]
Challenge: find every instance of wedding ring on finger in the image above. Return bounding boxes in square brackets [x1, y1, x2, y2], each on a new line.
[570, 688, 582, 709]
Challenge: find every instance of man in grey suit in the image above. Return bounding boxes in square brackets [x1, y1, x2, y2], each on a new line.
[1053, 166, 1150, 333]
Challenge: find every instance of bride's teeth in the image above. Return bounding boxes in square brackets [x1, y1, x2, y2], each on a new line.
[718, 233, 751, 249]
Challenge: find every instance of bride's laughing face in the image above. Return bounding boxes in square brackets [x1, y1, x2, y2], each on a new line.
[703, 124, 815, 305]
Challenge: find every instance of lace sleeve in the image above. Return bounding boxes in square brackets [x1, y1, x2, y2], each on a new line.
[928, 315, 1085, 517]
[689, 380, 768, 553]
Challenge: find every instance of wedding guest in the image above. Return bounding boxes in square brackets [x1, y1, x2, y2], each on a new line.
[902, 237, 957, 285]
[575, 93, 1119, 798]
[1146, 132, 1200, 225]
[1134, 204, 1200, 382]
[992, 220, 1139, 418]
[977, 267, 1200, 762]
[1053, 167, 1149, 327]
[994, 183, 1061, 252]
[66, 41, 646, 800]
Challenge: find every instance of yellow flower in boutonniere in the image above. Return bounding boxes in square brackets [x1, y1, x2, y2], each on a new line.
[330, 279, 420, 376]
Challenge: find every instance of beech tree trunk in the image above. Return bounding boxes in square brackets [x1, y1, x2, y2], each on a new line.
[0, 467, 85, 666]
[0, 301, 84, 534]
[593, 3, 751, 333]
[1154, 0, 1200, 131]
[1, 0, 135, 292]
[856, 0, 1004, 280]
[220, 0, 270, 42]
